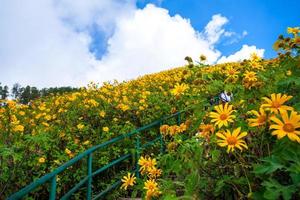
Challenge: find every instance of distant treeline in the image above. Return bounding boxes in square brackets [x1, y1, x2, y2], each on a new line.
[0, 83, 79, 104]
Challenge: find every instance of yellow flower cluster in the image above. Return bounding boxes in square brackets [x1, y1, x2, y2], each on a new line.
[138, 156, 162, 200]
[247, 93, 300, 143]
[273, 27, 300, 53]
[160, 123, 187, 136]
[203, 102, 248, 152]
[243, 70, 260, 89]
[120, 155, 162, 199]
[1, 65, 193, 169]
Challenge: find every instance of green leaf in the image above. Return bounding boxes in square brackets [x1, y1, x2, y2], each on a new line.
[253, 156, 284, 174]
[262, 179, 297, 200]
[290, 173, 300, 185]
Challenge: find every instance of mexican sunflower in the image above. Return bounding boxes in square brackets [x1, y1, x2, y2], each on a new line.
[270, 110, 300, 143]
[144, 179, 161, 200]
[138, 156, 157, 174]
[209, 103, 236, 128]
[120, 172, 136, 190]
[261, 93, 293, 114]
[170, 83, 189, 96]
[243, 71, 257, 82]
[248, 107, 268, 127]
[216, 127, 248, 153]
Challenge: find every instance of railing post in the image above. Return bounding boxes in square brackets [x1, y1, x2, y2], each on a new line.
[177, 112, 181, 125]
[87, 153, 93, 200]
[135, 135, 141, 178]
[49, 175, 57, 200]
[159, 122, 165, 154]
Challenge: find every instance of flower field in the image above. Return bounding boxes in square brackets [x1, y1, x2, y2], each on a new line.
[1, 27, 300, 199]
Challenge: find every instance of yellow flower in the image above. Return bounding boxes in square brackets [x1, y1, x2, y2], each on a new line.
[83, 140, 90, 145]
[99, 111, 106, 117]
[19, 111, 25, 116]
[199, 123, 215, 134]
[117, 103, 130, 111]
[287, 27, 300, 36]
[248, 107, 268, 127]
[198, 123, 214, 139]
[139, 106, 145, 111]
[159, 124, 169, 135]
[226, 66, 239, 79]
[120, 172, 136, 190]
[170, 83, 189, 96]
[42, 122, 49, 127]
[77, 123, 85, 130]
[148, 167, 162, 179]
[39, 105, 46, 111]
[13, 125, 24, 132]
[216, 127, 248, 153]
[144, 179, 161, 200]
[138, 156, 157, 174]
[270, 110, 300, 143]
[65, 148, 72, 155]
[250, 52, 261, 62]
[38, 157, 46, 163]
[243, 71, 257, 82]
[44, 115, 51, 121]
[168, 125, 179, 136]
[103, 127, 109, 132]
[261, 93, 293, 114]
[209, 103, 236, 128]
[286, 70, 292, 76]
[178, 123, 187, 133]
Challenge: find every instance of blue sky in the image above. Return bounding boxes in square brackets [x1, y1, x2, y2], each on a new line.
[0, 0, 299, 87]
[137, 0, 300, 58]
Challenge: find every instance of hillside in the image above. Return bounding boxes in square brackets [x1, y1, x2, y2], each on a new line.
[1, 27, 300, 199]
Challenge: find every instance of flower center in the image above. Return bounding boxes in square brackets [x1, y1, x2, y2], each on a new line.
[204, 125, 213, 132]
[148, 184, 155, 190]
[228, 70, 235, 75]
[258, 115, 267, 124]
[226, 136, 238, 145]
[220, 113, 228, 120]
[272, 101, 281, 108]
[283, 123, 295, 133]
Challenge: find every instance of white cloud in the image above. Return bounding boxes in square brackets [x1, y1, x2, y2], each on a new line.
[222, 30, 248, 45]
[87, 6, 227, 82]
[242, 30, 248, 36]
[0, 1, 247, 88]
[202, 14, 229, 45]
[217, 45, 265, 64]
[54, 0, 136, 35]
[0, 0, 135, 87]
[224, 31, 235, 37]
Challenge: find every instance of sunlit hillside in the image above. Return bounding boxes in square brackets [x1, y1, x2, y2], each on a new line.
[1, 28, 300, 199]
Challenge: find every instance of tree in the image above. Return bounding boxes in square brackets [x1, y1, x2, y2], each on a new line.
[30, 87, 40, 100]
[12, 83, 21, 99]
[1, 85, 9, 100]
[20, 86, 31, 104]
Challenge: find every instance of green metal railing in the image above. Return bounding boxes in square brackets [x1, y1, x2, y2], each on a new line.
[8, 110, 186, 200]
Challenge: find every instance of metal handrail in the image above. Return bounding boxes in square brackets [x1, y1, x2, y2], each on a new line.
[8, 110, 186, 200]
